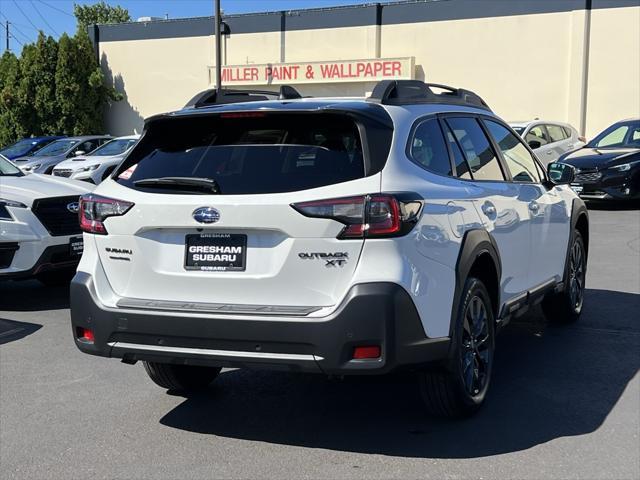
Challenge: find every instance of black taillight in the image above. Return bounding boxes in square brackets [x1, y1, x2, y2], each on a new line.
[291, 193, 422, 239]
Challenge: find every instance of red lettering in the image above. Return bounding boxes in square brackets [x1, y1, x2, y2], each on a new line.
[320, 64, 332, 78]
[251, 67, 258, 81]
[392, 61, 402, 76]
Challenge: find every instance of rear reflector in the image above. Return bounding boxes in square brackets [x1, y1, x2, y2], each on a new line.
[291, 193, 421, 239]
[353, 346, 381, 359]
[76, 327, 95, 343]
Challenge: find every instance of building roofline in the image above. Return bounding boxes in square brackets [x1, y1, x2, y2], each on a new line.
[93, 0, 638, 43]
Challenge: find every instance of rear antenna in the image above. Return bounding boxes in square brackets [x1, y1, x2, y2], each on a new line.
[214, 0, 223, 96]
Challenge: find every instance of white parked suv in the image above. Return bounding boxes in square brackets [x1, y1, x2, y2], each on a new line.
[52, 135, 140, 184]
[70, 81, 589, 418]
[0, 154, 93, 285]
[510, 120, 585, 165]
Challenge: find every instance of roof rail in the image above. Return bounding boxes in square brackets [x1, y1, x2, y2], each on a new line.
[184, 85, 303, 108]
[367, 80, 491, 110]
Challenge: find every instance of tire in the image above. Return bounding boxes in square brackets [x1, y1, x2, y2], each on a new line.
[542, 229, 586, 324]
[36, 269, 75, 286]
[143, 362, 221, 391]
[418, 277, 496, 418]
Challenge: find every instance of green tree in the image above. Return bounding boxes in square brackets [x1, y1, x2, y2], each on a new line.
[33, 33, 60, 135]
[0, 51, 22, 146]
[0, 2, 127, 145]
[74, 1, 130, 32]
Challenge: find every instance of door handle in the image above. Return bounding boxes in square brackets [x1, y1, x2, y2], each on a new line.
[529, 202, 540, 212]
[482, 203, 496, 216]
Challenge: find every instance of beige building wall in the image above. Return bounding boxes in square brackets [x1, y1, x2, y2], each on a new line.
[585, 5, 640, 136]
[99, 35, 213, 135]
[100, 5, 640, 139]
[381, 11, 579, 125]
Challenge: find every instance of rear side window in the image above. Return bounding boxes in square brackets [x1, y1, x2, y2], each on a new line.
[547, 125, 567, 143]
[445, 117, 505, 181]
[409, 118, 452, 176]
[484, 120, 542, 183]
[117, 113, 367, 195]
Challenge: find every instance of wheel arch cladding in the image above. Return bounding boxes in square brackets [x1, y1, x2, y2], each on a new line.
[449, 229, 502, 337]
[573, 200, 589, 257]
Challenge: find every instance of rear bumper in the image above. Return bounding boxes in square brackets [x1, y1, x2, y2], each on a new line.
[70, 272, 450, 375]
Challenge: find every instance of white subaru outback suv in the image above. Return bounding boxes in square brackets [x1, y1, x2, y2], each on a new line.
[0, 154, 93, 285]
[70, 81, 589, 418]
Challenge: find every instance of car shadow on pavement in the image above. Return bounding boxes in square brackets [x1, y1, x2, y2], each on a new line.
[0, 318, 42, 345]
[159, 288, 640, 458]
[0, 281, 70, 311]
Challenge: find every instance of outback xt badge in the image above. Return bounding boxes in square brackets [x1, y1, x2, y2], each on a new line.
[298, 252, 348, 267]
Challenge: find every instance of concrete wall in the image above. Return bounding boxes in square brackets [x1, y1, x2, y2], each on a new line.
[96, 0, 640, 139]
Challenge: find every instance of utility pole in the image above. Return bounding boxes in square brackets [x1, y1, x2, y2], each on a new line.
[214, 0, 222, 95]
[5, 21, 9, 52]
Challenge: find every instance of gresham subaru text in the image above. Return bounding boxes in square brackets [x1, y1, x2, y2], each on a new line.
[69, 81, 589, 418]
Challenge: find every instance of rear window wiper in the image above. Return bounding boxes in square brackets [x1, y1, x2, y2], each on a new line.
[133, 177, 221, 194]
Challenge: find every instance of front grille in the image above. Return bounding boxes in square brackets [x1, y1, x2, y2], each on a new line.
[0, 243, 19, 269]
[53, 169, 73, 178]
[31, 196, 81, 236]
[574, 171, 602, 183]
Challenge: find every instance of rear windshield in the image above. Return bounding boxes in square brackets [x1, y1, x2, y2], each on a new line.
[116, 113, 366, 195]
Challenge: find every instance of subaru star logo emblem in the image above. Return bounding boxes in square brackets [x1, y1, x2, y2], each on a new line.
[193, 207, 220, 224]
[67, 202, 79, 214]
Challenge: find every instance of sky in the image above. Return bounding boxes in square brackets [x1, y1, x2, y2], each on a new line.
[0, 0, 400, 52]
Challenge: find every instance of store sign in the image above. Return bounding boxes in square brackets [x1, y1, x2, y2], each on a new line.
[209, 57, 414, 86]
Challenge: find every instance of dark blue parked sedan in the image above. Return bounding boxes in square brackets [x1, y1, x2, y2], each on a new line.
[0, 136, 65, 160]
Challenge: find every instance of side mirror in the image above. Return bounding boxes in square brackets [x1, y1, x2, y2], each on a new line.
[74, 150, 86, 157]
[547, 162, 575, 185]
[528, 140, 541, 149]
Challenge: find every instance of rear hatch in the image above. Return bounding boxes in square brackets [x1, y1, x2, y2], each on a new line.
[89, 108, 393, 311]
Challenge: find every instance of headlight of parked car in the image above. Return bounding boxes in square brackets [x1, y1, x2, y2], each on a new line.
[81, 165, 100, 172]
[609, 160, 640, 172]
[0, 198, 27, 220]
[21, 164, 41, 172]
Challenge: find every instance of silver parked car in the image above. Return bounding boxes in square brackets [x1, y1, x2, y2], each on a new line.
[13, 136, 113, 174]
[52, 135, 140, 184]
[510, 120, 585, 165]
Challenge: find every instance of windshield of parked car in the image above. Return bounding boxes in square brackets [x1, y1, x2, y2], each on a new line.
[116, 113, 366, 195]
[0, 155, 24, 176]
[90, 138, 138, 156]
[0, 139, 41, 158]
[32, 139, 79, 157]
[587, 121, 640, 149]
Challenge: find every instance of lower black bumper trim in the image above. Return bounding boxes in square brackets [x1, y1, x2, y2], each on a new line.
[70, 273, 450, 375]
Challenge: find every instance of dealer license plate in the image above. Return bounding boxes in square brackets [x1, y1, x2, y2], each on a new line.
[69, 236, 84, 258]
[184, 233, 247, 271]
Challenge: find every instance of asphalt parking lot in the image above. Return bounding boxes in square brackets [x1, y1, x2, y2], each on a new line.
[1, 203, 639, 480]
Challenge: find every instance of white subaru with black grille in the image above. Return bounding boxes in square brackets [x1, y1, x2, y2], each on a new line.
[70, 81, 589, 418]
[0, 154, 93, 285]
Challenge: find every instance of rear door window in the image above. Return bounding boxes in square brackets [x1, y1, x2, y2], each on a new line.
[409, 118, 453, 176]
[525, 125, 550, 149]
[546, 125, 567, 143]
[116, 113, 367, 195]
[445, 117, 505, 181]
[442, 122, 472, 179]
